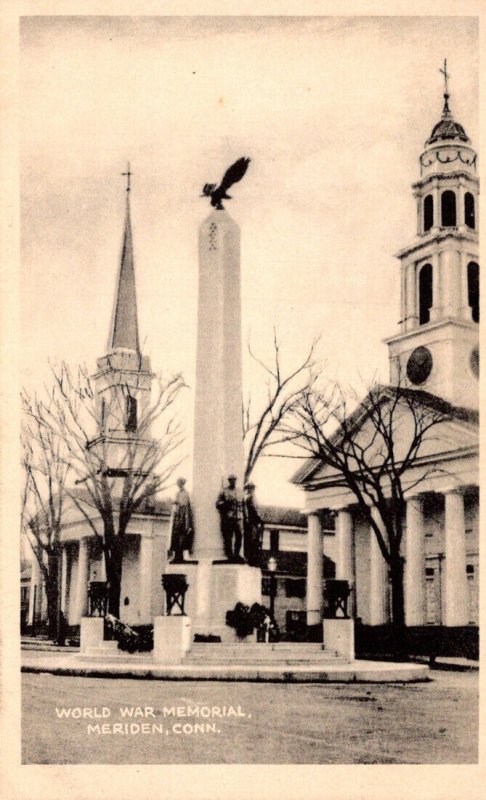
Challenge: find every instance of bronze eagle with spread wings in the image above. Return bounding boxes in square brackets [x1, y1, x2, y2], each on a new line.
[201, 157, 251, 210]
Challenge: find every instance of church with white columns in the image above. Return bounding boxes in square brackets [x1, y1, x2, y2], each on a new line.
[293, 80, 479, 637]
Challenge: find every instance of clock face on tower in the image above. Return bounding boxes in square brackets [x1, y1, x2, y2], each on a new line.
[406, 346, 433, 385]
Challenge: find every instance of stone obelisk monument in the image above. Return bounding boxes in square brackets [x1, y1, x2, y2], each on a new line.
[192, 209, 244, 560]
[164, 159, 261, 640]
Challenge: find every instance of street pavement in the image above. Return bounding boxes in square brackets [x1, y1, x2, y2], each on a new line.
[22, 670, 478, 764]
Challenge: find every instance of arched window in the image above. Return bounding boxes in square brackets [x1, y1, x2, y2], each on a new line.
[419, 264, 433, 325]
[126, 394, 137, 432]
[441, 190, 456, 227]
[423, 195, 434, 232]
[468, 262, 479, 323]
[465, 193, 475, 229]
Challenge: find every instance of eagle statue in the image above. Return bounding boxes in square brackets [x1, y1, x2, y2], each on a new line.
[201, 157, 251, 210]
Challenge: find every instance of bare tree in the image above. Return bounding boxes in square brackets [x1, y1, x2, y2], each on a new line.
[242, 330, 318, 484]
[286, 377, 455, 645]
[23, 360, 186, 619]
[21, 389, 70, 639]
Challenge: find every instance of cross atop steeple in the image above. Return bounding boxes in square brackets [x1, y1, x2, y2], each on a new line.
[121, 162, 132, 194]
[440, 58, 451, 115]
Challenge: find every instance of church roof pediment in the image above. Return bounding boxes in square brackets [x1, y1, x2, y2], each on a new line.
[291, 386, 478, 487]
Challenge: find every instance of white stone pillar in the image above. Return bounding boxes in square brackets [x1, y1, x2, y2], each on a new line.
[336, 507, 355, 618]
[430, 251, 441, 321]
[138, 535, 153, 623]
[432, 185, 440, 229]
[336, 508, 353, 580]
[444, 490, 468, 626]
[306, 513, 323, 626]
[405, 262, 417, 331]
[60, 546, 68, 615]
[405, 496, 425, 626]
[192, 210, 244, 560]
[457, 182, 465, 228]
[28, 556, 41, 627]
[440, 249, 461, 318]
[369, 512, 388, 625]
[74, 538, 89, 622]
[459, 250, 472, 321]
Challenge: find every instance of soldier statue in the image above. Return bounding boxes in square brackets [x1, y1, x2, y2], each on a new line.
[216, 474, 244, 562]
[168, 477, 194, 563]
[243, 481, 264, 567]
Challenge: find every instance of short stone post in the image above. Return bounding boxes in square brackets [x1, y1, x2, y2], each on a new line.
[153, 616, 192, 664]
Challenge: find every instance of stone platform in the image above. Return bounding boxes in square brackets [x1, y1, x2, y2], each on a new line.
[21, 645, 430, 683]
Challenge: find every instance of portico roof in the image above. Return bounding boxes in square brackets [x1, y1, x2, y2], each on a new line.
[291, 386, 479, 487]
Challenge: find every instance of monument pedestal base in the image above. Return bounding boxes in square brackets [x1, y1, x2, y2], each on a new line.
[153, 616, 192, 663]
[164, 560, 262, 642]
[323, 618, 355, 661]
[80, 617, 104, 653]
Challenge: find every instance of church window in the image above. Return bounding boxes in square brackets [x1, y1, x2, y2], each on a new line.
[270, 530, 280, 554]
[418, 263, 433, 325]
[285, 578, 306, 598]
[465, 193, 475, 229]
[101, 398, 106, 428]
[468, 262, 479, 323]
[125, 394, 137, 432]
[441, 190, 456, 227]
[423, 195, 433, 232]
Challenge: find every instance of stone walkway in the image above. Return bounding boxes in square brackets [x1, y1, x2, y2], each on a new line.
[21, 647, 430, 682]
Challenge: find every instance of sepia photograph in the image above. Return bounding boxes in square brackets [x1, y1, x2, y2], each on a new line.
[2, 6, 482, 798]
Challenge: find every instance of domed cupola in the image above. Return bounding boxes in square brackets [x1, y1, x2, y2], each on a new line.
[425, 94, 470, 146]
[419, 62, 477, 183]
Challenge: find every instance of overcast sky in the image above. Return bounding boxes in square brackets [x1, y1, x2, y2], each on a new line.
[20, 15, 478, 506]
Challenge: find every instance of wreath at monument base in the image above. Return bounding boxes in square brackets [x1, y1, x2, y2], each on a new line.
[105, 614, 154, 653]
[225, 602, 269, 639]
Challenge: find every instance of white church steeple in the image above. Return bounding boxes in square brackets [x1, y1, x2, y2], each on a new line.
[385, 62, 479, 409]
[93, 166, 153, 458]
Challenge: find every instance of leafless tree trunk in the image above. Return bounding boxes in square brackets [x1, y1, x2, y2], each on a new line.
[285, 377, 455, 649]
[22, 360, 186, 619]
[242, 330, 318, 484]
[21, 390, 70, 640]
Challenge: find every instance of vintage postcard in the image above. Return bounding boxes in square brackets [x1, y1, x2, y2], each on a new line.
[1, 3, 484, 800]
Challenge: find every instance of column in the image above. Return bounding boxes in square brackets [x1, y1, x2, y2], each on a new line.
[405, 496, 425, 626]
[306, 513, 323, 626]
[405, 262, 417, 331]
[139, 535, 153, 623]
[28, 556, 41, 628]
[336, 508, 355, 616]
[459, 250, 472, 321]
[457, 182, 465, 228]
[432, 185, 440, 229]
[74, 538, 89, 622]
[60, 546, 68, 614]
[444, 490, 468, 626]
[369, 512, 388, 625]
[430, 252, 441, 321]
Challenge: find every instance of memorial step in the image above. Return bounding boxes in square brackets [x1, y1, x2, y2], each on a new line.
[184, 643, 347, 665]
[79, 645, 148, 662]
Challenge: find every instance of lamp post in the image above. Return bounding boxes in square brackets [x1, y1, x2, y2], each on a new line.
[268, 556, 277, 620]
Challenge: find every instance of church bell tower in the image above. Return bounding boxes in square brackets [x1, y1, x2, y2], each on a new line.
[91, 166, 154, 477]
[385, 63, 479, 410]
